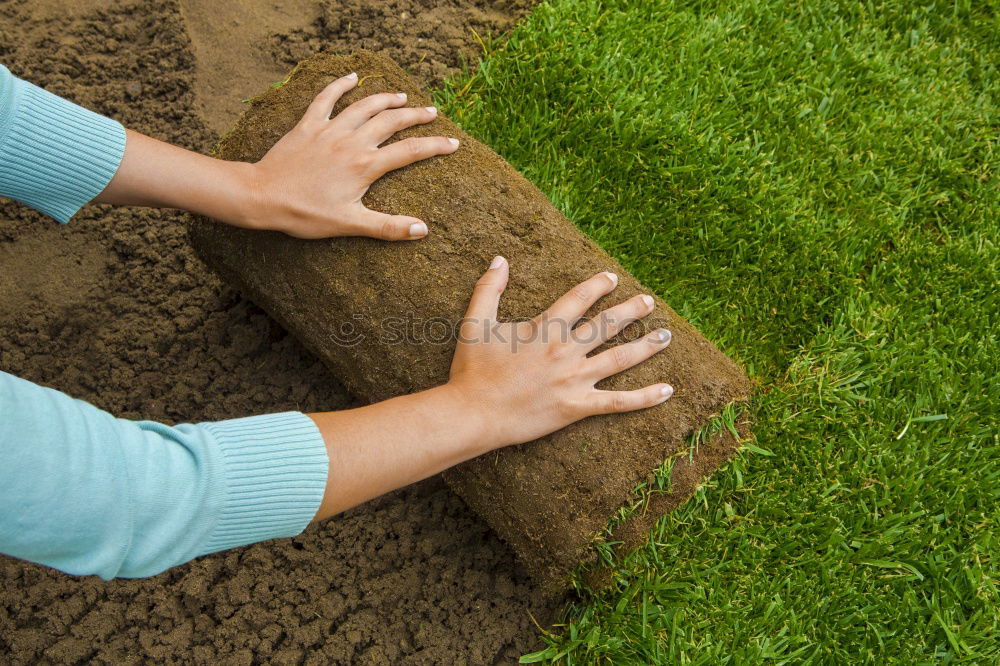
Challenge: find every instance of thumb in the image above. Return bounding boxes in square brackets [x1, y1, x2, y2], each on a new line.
[463, 256, 509, 322]
[350, 207, 429, 241]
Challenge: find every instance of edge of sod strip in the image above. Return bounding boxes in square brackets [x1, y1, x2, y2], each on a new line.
[577, 401, 752, 592]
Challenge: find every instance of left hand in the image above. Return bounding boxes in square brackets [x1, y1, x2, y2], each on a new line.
[244, 71, 459, 240]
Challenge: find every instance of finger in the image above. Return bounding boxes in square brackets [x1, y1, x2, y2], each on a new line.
[588, 328, 672, 379]
[360, 105, 440, 145]
[573, 294, 656, 352]
[587, 383, 674, 415]
[371, 136, 460, 177]
[463, 256, 509, 322]
[543, 272, 619, 324]
[302, 72, 358, 124]
[346, 207, 430, 241]
[330, 91, 409, 131]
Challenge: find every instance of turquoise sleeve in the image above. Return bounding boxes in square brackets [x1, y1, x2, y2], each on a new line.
[0, 371, 330, 579]
[0, 64, 126, 223]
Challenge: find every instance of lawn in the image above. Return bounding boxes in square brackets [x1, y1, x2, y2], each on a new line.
[437, 0, 999, 662]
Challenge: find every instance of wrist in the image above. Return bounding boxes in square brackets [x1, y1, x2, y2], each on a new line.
[219, 160, 266, 230]
[169, 155, 263, 230]
[435, 380, 507, 453]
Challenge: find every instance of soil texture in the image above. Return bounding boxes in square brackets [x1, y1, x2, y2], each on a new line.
[0, 0, 554, 663]
[180, 0, 537, 136]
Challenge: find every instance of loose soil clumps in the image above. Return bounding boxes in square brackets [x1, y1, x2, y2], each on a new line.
[189, 51, 754, 592]
[1, 2, 552, 662]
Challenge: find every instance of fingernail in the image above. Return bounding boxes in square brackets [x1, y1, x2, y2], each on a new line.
[425, 106, 437, 115]
[448, 138, 460, 147]
[654, 328, 672, 344]
[396, 92, 407, 100]
[604, 272, 618, 287]
[408, 222, 428, 238]
[660, 385, 674, 400]
[490, 255, 506, 270]
[641, 295, 655, 309]
[345, 72, 358, 80]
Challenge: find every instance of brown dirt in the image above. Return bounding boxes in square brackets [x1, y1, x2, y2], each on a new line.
[177, 0, 322, 136]
[180, 0, 538, 137]
[0, 0, 556, 663]
[189, 52, 753, 593]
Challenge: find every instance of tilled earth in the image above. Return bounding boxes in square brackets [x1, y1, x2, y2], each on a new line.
[0, 0, 557, 663]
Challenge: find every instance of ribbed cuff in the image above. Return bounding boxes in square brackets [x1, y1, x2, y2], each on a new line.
[199, 412, 328, 555]
[0, 67, 125, 223]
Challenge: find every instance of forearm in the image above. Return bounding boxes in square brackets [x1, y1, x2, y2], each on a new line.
[307, 384, 493, 520]
[3, 65, 451, 236]
[94, 129, 256, 226]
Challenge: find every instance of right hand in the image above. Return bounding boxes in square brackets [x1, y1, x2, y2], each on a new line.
[445, 256, 674, 449]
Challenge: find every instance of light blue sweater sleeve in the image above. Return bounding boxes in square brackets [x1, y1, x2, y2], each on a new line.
[0, 372, 329, 578]
[0, 66, 331, 578]
[0, 64, 125, 222]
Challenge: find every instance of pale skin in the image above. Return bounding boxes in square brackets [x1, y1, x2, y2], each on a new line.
[95, 72, 675, 521]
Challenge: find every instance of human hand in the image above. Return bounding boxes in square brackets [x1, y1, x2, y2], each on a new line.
[306, 257, 673, 518]
[244, 71, 458, 240]
[446, 256, 674, 449]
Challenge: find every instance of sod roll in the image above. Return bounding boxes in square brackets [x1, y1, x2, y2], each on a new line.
[189, 51, 753, 592]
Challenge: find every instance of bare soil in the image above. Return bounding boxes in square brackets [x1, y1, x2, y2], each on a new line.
[0, 0, 553, 663]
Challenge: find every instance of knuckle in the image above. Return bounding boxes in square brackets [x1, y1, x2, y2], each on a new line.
[475, 275, 498, 290]
[349, 151, 374, 171]
[405, 138, 425, 157]
[608, 393, 629, 413]
[612, 346, 631, 371]
[380, 92, 403, 106]
[355, 93, 388, 111]
[546, 319, 571, 345]
[558, 397, 583, 420]
[600, 311, 619, 334]
[545, 340, 565, 360]
[379, 108, 405, 129]
[571, 285, 591, 303]
[379, 218, 399, 239]
[384, 107, 412, 124]
[572, 323, 598, 347]
[290, 121, 313, 137]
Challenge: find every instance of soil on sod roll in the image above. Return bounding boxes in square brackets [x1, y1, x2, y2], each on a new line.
[189, 52, 754, 592]
[0, 1, 555, 663]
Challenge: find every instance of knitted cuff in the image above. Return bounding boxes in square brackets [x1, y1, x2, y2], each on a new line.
[0, 66, 126, 223]
[198, 412, 329, 555]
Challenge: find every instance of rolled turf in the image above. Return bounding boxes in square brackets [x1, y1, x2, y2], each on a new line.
[188, 51, 753, 592]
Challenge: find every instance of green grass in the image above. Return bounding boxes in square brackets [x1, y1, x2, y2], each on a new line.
[436, 0, 999, 662]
